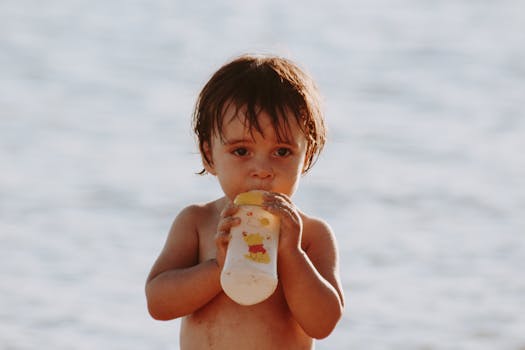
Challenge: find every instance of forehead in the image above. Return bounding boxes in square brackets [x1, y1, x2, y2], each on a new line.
[219, 103, 303, 142]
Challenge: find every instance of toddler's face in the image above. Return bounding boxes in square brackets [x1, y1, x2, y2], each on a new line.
[203, 105, 307, 200]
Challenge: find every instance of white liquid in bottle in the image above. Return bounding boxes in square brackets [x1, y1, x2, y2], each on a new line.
[220, 191, 280, 305]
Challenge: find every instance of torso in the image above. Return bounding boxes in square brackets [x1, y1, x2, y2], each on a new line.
[180, 288, 312, 349]
[179, 198, 314, 350]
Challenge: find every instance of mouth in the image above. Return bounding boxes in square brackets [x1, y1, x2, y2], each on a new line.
[251, 180, 274, 190]
[247, 185, 272, 192]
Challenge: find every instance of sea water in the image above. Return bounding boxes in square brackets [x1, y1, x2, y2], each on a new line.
[1, 0, 524, 349]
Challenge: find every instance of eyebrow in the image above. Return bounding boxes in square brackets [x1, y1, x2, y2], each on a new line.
[222, 137, 298, 148]
[221, 137, 254, 145]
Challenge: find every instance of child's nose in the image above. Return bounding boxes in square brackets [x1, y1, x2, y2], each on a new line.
[250, 158, 274, 179]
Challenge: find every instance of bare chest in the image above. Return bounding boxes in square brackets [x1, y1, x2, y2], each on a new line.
[196, 215, 220, 262]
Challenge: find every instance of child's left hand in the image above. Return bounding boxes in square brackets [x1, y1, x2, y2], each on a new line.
[262, 192, 303, 255]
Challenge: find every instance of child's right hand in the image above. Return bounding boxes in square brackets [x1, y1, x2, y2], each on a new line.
[215, 201, 240, 269]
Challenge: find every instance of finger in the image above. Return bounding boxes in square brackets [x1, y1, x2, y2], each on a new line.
[264, 201, 292, 219]
[264, 200, 302, 227]
[220, 202, 239, 218]
[262, 192, 292, 211]
[215, 229, 232, 245]
[272, 192, 293, 205]
[263, 192, 294, 210]
[217, 216, 241, 232]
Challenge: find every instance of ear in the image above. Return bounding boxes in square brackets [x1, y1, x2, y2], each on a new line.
[202, 141, 217, 175]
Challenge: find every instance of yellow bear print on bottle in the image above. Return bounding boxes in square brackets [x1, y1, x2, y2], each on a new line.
[242, 232, 270, 264]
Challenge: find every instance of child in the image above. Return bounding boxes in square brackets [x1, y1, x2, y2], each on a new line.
[146, 54, 344, 349]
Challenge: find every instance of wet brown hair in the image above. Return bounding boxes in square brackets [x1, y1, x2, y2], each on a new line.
[192, 54, 326, 174]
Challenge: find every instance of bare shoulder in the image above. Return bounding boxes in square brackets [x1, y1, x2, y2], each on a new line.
[169, 198, 221, 234]
[299, 212, 336, 251]
[176, 198, 219, 219]
[147, 199, 220, 281]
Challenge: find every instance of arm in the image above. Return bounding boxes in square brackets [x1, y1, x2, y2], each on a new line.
[145, 205, 222, 320]
[264, 194, 344, 339]
[279, 220, 344, 339]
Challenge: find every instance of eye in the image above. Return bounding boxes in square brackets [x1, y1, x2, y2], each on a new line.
[275, 147, 291, 157]
[232, 147, 249, 156]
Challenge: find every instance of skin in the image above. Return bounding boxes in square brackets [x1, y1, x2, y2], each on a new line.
[146, 106, 344, 349]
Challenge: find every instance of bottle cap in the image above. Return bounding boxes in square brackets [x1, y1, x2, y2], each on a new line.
[234, 190, 265, 206]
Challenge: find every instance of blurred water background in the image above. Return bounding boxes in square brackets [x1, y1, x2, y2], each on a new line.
[1, 0, 524, 349]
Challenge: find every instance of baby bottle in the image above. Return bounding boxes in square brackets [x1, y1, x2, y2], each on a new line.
[220, 190, 280, 305]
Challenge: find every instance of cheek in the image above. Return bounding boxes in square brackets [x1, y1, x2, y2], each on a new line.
[280, 159, 305, 179]
[209, 152, 240, 177]
[296, 153, 308, 173]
